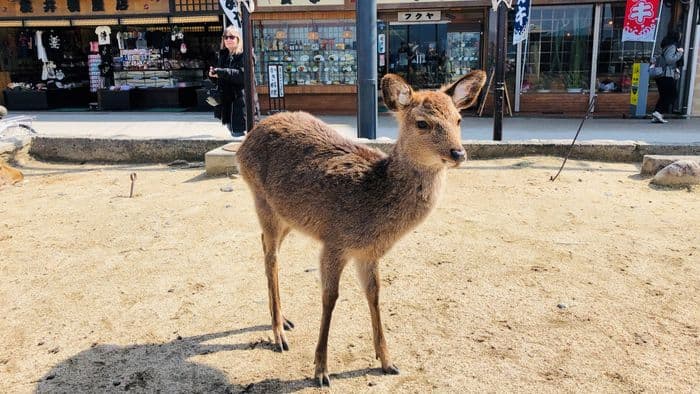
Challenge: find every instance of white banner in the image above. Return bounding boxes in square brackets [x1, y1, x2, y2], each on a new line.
[219, 0, 241, 28]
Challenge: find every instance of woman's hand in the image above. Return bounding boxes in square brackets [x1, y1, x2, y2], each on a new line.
[677, 47, 684, 53]
[208, 66, 218, 78]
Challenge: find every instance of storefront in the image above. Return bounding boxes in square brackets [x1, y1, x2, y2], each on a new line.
[0, 0, 222, 110]
[1, 0, 698, 116]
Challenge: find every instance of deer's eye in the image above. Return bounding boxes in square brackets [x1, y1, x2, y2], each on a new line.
[416, 120, 429, 130]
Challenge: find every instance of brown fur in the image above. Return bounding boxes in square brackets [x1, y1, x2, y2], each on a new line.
[236, 71, 486, 386]
[0, 160, 23, 187]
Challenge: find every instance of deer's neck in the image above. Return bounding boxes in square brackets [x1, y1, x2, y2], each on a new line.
[381, 149, 446, 221]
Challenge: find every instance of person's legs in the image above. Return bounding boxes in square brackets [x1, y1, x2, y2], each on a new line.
[654, 77, 674, 114]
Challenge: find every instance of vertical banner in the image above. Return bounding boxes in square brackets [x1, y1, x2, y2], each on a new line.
[621, 0, 661, 42]
[219, 0, 241, 28]
[513, 0, 531, 45]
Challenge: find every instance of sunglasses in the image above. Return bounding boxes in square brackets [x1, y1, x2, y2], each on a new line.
[223, 35, 238, 40]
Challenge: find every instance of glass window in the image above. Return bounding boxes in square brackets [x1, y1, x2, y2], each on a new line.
[509, 5, 594, 93]
[597, 3, 654, 93]
[254, 20, 357, 87]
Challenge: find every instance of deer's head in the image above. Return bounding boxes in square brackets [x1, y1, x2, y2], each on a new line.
[381, 71, 486, 169]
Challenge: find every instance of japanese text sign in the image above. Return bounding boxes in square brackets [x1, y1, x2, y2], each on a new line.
[512, 0, 531, 45]
[622, 0, 661, 42]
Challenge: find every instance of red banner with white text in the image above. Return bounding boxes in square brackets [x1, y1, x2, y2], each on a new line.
[622, 0, 662, 42]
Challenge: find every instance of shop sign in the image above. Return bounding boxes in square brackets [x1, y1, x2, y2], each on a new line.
[621, 0, 662, 42]
[630, 62, 640, 105]
[397, 11, 441, 23]
[268, 64, 284, 98]
[512, 0, 531, 45]
[0, 0, 169, 17]
[377, 33, 386, 54]
[256, 0, 343, 7]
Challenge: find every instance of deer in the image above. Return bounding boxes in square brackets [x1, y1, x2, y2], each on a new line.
[235, 71, 486, 386]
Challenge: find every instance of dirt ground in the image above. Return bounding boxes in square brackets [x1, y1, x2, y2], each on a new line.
[1, 155, 698, 393]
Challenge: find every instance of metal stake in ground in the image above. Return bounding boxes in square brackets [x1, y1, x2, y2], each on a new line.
[129, 173, 137, 198]
[550, 95, 597, 182]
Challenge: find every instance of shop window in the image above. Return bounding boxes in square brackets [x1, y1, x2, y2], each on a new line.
[254, 20, 357, 87]
[597, 3, 654, 93]
[509, 5, 594, 93]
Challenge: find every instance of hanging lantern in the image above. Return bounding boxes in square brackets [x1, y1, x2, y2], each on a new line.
[275, 30, 287, 39]
[342, 29, 353, 39]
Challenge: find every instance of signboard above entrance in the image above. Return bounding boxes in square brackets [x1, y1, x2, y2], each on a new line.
[398, 10, 441, 23]
[0, 0, 169, 18]
[255, 0, 343, 7]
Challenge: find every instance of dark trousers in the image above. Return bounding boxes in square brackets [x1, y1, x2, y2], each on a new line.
[654, 76, 676, 114]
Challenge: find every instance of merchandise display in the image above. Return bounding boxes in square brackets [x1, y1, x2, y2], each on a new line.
[1, 24, 217, 110]
[255, 21, 358, 87]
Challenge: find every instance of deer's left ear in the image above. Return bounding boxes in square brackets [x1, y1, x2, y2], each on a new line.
[441, 70, 487, 110]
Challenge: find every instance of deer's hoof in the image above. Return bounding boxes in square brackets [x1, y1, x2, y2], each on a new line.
[383, 364, 400, 375]
[273, 330, 289, 352]
[315, 372, 331, 387]
[283, 317, 295, 331]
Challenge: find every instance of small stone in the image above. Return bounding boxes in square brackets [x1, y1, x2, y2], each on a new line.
[176, 335, 182, 340]
[48, 347, 60, 354]
[37, 341, 44, 346]
[220, 185, 234, 192]
[557, 303, 567, 309]
[368, 381, 376, 386]
[652, 160, 700, 186]
[113, 381, 121, 386]
[45, 374, 56, 380]
[304, 267, 317, 273]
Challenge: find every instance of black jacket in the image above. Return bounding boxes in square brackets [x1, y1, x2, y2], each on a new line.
[213, 49, 246, 133]
[212, 49, 259, 134]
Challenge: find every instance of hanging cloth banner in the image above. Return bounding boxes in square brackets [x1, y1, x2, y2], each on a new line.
[220, 0, 241, 28]
[621, 0, 662, 42]
[512, 0, 531, 45]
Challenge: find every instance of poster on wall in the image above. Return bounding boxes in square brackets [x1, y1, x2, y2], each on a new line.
[621, 0, 662, 42]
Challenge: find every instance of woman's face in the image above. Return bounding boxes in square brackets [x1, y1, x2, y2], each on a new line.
[223, 32, 240, 52]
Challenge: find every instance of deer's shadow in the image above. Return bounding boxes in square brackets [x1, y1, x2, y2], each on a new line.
[35, 326, 383, 393]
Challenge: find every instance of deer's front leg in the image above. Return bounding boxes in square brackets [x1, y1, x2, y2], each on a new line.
[314, 246, 347, 387]
[357, 261, 399, 375]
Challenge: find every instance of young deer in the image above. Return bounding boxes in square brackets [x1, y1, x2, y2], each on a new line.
[236, 71, 486, 386]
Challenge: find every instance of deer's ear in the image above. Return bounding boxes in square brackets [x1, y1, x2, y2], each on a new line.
[441, 70, 487, 110]
[381, 73, 413, 111]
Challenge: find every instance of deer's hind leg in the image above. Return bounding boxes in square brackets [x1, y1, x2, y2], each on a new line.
[254, 196, 293, 352]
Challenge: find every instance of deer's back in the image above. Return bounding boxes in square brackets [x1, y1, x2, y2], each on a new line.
[237, 112, 397, 243]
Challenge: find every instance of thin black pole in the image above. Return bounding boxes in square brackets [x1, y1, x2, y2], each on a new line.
[356, 0, 377, 139]
[493, 1, 508, 141]
[241, 3, 256, 132]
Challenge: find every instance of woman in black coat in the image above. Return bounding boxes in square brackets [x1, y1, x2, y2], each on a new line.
[209, 25, 258, 137]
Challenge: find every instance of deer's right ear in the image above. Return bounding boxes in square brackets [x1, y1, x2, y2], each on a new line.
[381, 74, 413, 111]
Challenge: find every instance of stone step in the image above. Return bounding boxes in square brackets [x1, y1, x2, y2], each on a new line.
[205, 142, 241, 176]
[641, 155, 700, 175]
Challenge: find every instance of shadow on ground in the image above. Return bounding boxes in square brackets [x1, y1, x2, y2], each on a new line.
[36, 326, 383, 393]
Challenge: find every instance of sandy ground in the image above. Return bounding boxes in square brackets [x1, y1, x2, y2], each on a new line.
[0, 155, 698, 393]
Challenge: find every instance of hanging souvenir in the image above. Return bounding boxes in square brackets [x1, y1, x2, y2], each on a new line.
[180, 43, 187, 54]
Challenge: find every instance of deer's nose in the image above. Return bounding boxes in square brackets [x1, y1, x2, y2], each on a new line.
[450, 149, 466, 162]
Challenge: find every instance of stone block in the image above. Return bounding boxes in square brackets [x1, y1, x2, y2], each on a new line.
[205, 142, 241, 176]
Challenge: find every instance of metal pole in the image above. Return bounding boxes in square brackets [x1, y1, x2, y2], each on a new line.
[493, 1, 507, 141]
[590, 4, 602, 113]
[241, 3, 256, 132]
[356, 0, 377, 139]
[515, 40, 521, 112]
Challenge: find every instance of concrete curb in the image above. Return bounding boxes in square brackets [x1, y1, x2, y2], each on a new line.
[28, 136, 700, 164]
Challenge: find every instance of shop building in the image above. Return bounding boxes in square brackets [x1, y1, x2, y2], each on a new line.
[1, 0, 698, 117]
